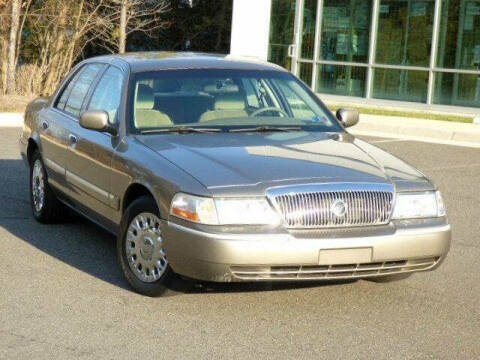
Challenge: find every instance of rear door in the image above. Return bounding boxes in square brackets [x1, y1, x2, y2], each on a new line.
[62, 65, 125, 225]
[38, 65, 100, 193]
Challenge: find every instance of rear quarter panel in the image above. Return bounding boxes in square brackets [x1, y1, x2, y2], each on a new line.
[20, 97, 51, 164]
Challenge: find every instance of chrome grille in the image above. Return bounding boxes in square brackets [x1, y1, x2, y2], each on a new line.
[230, 258, 439, 280]
[268, 184, 394, 229]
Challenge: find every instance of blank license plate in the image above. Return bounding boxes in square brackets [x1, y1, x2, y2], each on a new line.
[319, 248, 373, 265]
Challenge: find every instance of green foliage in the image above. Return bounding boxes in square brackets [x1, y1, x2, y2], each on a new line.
[161, 0, 232, 53]
[84, 0, 232, 56]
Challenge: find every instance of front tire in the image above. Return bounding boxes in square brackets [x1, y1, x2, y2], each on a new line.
[29, 151, 63, 223]
[117, 196, 174, 296]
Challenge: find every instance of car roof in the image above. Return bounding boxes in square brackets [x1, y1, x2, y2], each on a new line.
[84, 52, 287, 73]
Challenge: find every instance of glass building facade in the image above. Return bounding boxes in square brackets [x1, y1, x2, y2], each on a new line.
[268, 0, 480, 108]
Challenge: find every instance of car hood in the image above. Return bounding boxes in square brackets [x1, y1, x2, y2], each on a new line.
[137, 132, 433, 196]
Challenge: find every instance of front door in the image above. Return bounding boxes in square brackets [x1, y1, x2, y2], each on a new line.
[63, 65, 125, 227]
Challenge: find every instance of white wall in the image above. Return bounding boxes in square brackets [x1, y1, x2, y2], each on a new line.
[230, 0, 272, 61]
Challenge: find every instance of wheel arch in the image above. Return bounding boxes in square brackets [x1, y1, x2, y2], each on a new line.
[27, 138, 39, 165]
[122, 182, 166, 219]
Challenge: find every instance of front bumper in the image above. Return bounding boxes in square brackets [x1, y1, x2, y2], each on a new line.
[162, 220, 451, 282]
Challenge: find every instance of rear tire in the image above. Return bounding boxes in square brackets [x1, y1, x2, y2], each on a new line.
[117, 195, 175, 296]
[29, 151, 63, 223]
[368, 273, 412, 283]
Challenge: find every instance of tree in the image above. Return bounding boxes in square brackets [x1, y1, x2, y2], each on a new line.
[118, 0, 127, 53]
[23, 0, 111, 94]
[6, 0, 20, 94]
[0, 1, 10, 93]
[165, 0, 232, 53]
[99, 0, 170, 54]
[0, 0, 232, 96]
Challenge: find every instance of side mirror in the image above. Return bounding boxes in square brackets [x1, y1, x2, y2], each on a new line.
[336, 108, 359, 128]
[80, 110, 117, 135]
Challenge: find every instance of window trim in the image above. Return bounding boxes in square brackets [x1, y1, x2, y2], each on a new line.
[53, 62, 106, 121]
[83, 64, 125, 125]
[54, 65, 86, 111]
[80, 64, 108, 115]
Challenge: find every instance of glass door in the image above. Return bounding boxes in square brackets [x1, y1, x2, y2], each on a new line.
[296, 0, 318, 86]
[268, 0, 299, 72]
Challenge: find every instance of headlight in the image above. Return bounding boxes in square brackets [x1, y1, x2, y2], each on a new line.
[170, 193, 280, 225]
[392, 191, 446, 219]
[214, 198, 280, 225]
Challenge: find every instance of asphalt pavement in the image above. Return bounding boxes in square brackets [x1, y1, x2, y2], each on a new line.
[0, 127, 479, 359]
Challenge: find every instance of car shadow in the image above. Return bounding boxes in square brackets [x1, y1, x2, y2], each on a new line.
[165, 277, 357, 296]
[0, 158, 357, 296]
[0, 158, 132, 290]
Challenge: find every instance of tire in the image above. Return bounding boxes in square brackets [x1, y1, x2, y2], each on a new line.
[367, 273, 413, 283]
[29, 150, 63, 223]
[117, 195, 174, 296]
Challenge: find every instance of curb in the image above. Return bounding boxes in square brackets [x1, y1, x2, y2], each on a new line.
[350, 114, 480, 148]
[349, 129, 480, 148]
[0, 113, 23, 127]
[1, 112, 480, 148]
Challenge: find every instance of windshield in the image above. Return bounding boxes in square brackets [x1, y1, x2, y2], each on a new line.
[129, 69, 342, 133]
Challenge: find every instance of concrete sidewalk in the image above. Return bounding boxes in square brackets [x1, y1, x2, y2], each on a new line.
[0, 113, 24, 127]
[349, 114, 480, 148]
[2, 112, 480, 147]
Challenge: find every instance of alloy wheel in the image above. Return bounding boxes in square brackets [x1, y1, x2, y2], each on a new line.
[32, 159, 45, 213]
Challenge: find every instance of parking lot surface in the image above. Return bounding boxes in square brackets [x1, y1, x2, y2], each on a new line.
[0, 127, 479, 359]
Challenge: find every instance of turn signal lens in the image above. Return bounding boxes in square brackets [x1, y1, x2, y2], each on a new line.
[436, 191, 446, 217]
[170, 193, 218, 225]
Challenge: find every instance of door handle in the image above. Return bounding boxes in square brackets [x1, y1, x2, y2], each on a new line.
[287, 44, 296, 58]
[42, 121, 49, 130]
[69, 134, 77, 145]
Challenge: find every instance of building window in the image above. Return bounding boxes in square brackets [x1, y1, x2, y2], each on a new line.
[320, 0, 372, 63]
[298, 62, 313, 86]
[300, 0, 317, 59]
[437, 0, 480, 70]
[317, 64, 367, 97]
[373, 68, 429, 102]
[376, 0, 435, 67]
[265, 0, 480, 107]
[434, 72, 480, 107]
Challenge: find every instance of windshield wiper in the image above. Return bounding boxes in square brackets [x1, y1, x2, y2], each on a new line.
[229, 126, 302, 133]
[140, 126, 223, 134]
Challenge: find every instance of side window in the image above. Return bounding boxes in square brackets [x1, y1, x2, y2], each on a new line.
[87, 66, 124, 124]
[56, 68, 84, 110]
[64, 64, 103, 118]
